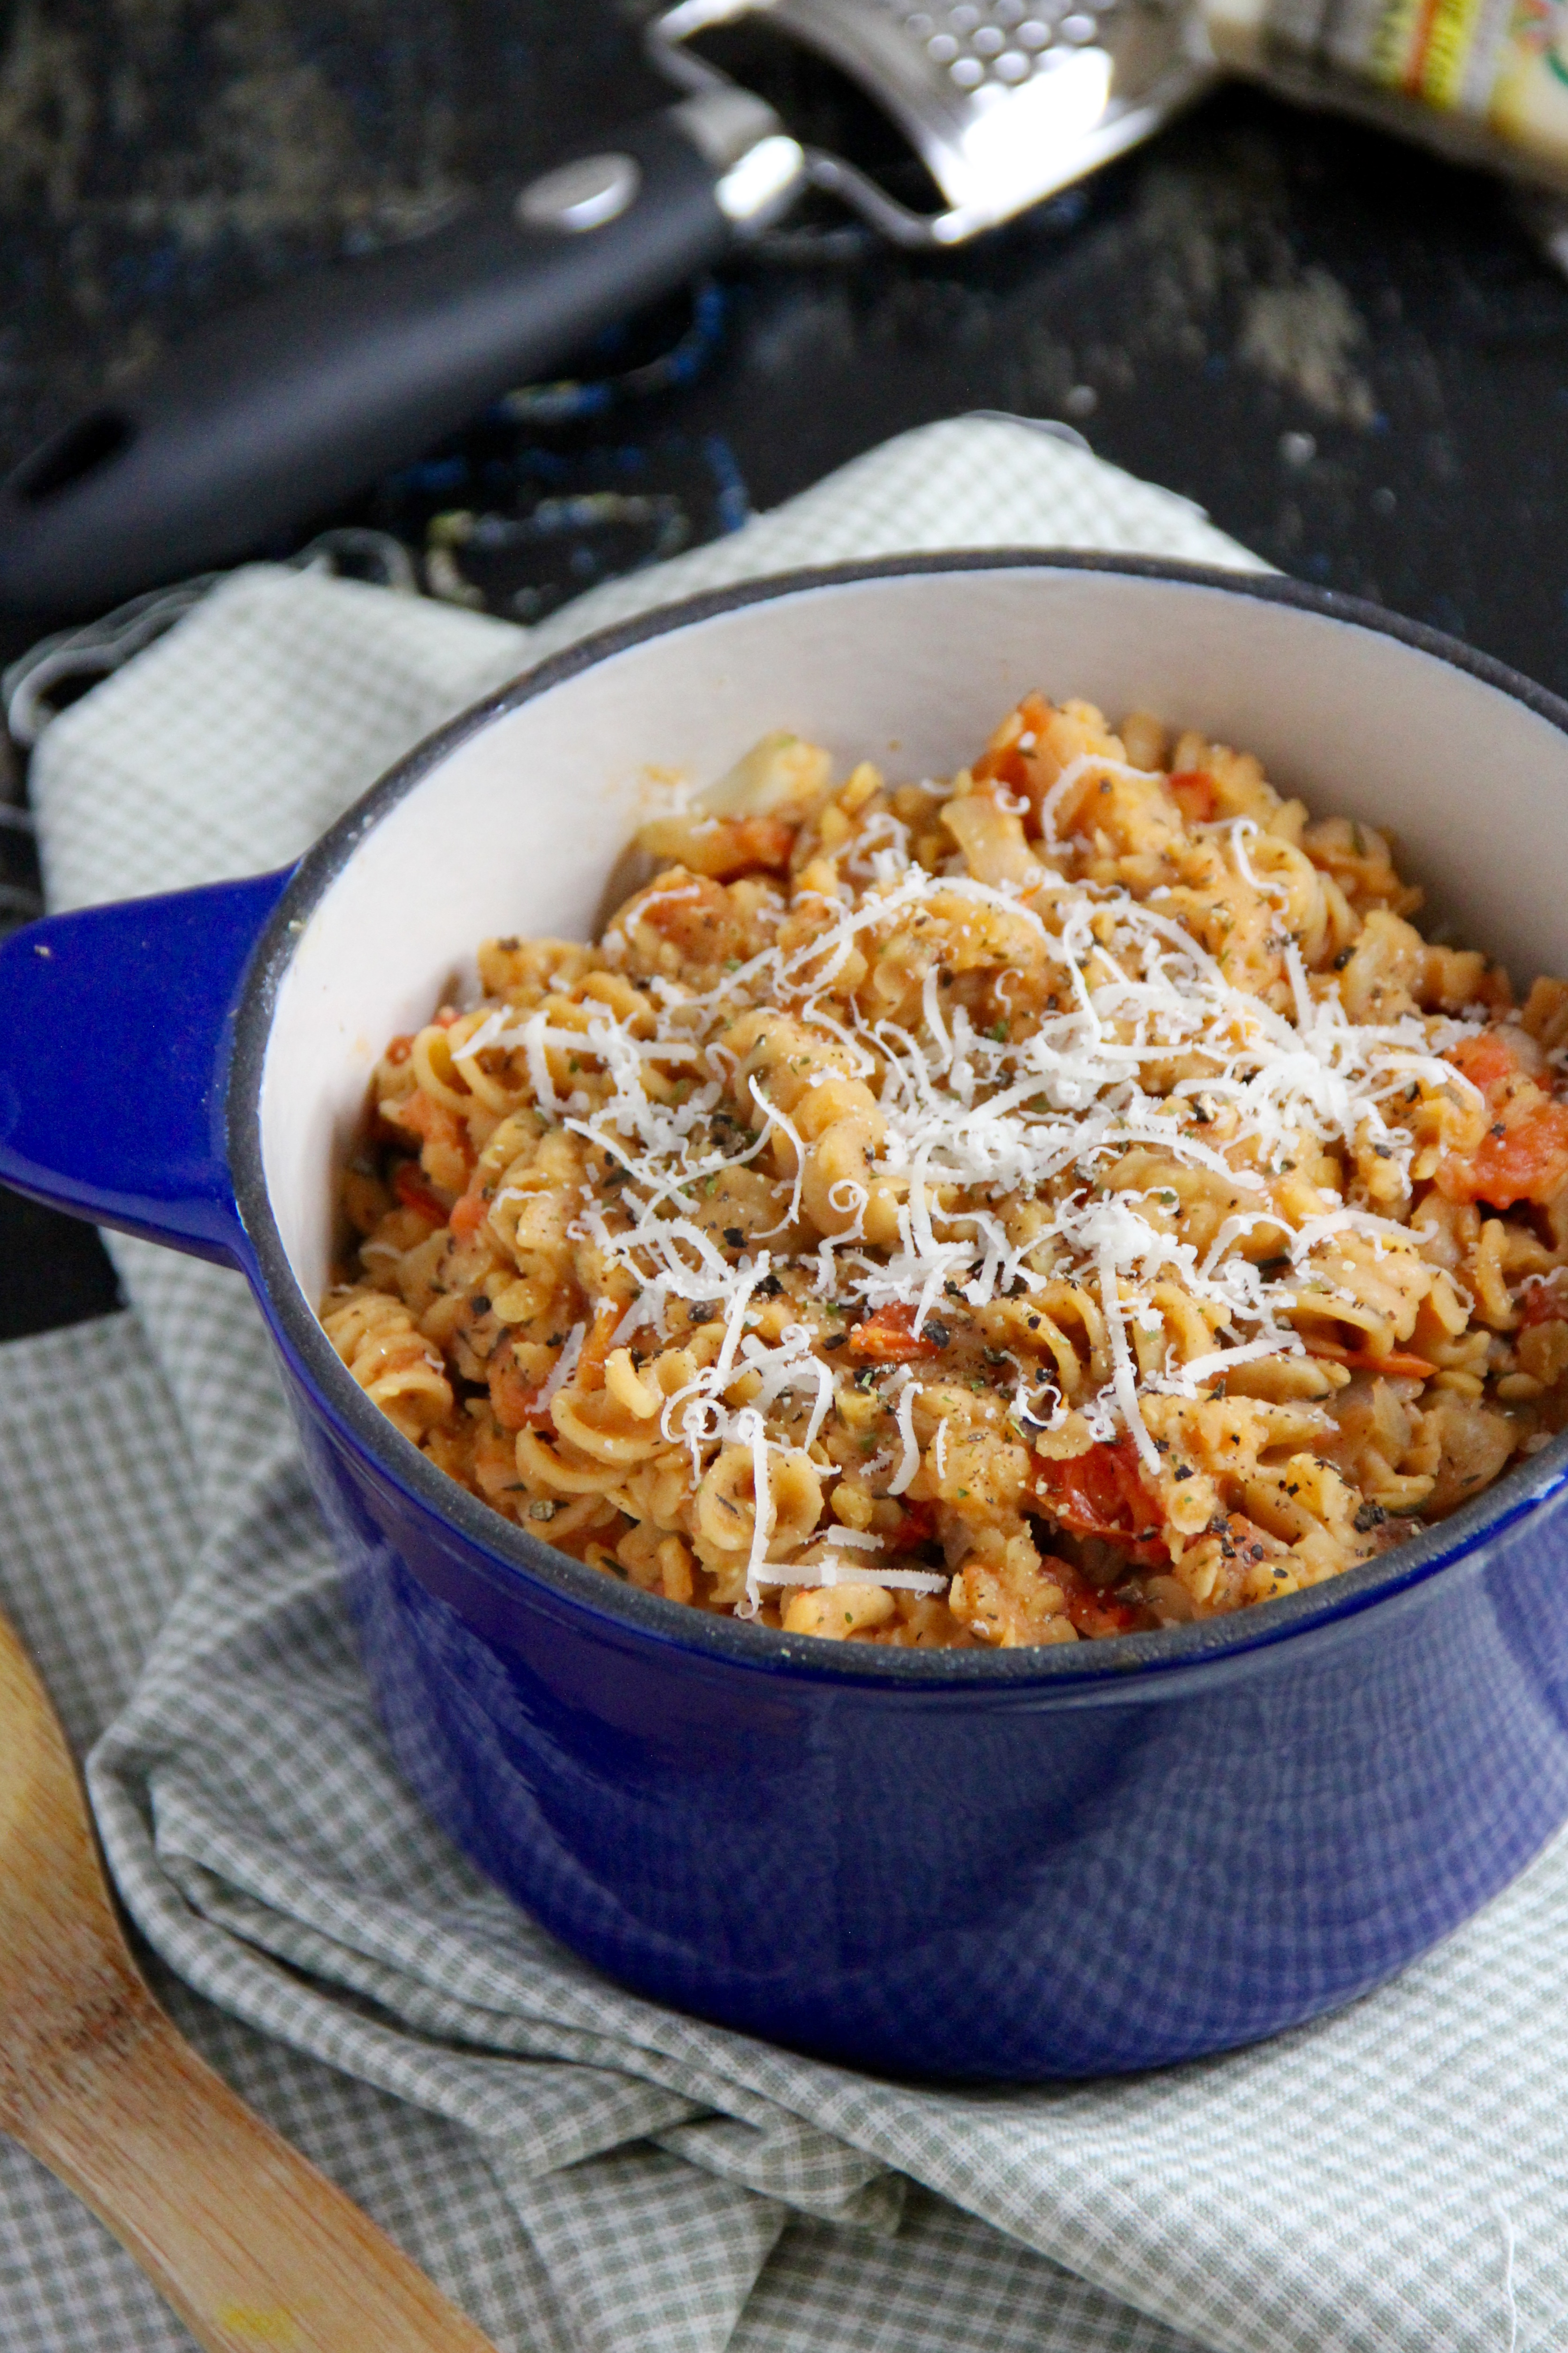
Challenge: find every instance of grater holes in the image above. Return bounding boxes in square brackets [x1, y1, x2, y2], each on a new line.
[883, 0, 1117, 90]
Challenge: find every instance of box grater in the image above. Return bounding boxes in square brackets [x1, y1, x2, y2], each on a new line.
[648, 0, 1216, 244]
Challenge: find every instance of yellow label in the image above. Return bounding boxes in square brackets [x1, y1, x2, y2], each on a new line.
[1422, 0, 1491, 104]
[1235, 0, 1568, 168]
[1492, 0, 1568, 145]
[1360, 0, 1494, 108]
[1364, 0, 1425, 87]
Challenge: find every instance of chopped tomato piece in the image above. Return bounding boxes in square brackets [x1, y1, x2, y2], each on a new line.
[731, 816, 796, 871]
[392, 1090, 463, 1146]
[1519, 1280, 1568, 1329]
[1437, 1031, 1568, 1208]
[1050, 1557, 1156, 1637]
[1356, 1349, 1436, 1379]
[848, 1303, 943, 1363]
[890, 1498, 937, 1551]
[386, 1090, 473, 1204]
[1437, 1034, 1568, 1208]
[1167, 770, 1218, 825]
[973, 692, 1050, 789]
[490, 1310, 621, 1433]
[687, 816, 796, 879]
[1303, 1337, 1438, 1379]
[449, 1190, 491, 1242]
[575, 1299, 625, 1389]
[392, 1160, 448, 1226]
[1033, 1437, 1169, 1567]
[487, 1341, 552, 1433]
[972, 746, 1028, 790]
[1447, 1031, 1520, 1096]
[1457, 1105, 1568, 1211]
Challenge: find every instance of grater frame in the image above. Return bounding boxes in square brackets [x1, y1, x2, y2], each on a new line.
[648, 0, 1217, 244]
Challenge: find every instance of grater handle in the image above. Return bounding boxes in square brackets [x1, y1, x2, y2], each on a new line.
[0, 94, 799, 624]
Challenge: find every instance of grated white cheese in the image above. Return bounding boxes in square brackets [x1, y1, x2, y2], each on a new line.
[887, 1373, 921, 1497]
[738, 1406, 774, 1619]
[747, 1524, 948, 1596]
[473, 780, 1475, 1600]
[537, 1322, 586, 1410]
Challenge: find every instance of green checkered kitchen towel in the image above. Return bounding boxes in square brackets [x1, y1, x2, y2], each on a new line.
[1, 414, 1559, 2353]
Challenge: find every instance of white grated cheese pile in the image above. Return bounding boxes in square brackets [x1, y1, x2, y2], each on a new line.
[448, 756, 1485, 1615]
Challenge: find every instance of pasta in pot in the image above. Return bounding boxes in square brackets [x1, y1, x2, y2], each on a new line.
[321, 698, 1568, 1647]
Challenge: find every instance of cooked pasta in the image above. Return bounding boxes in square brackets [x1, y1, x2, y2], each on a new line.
[321, 696, 1568, 1646]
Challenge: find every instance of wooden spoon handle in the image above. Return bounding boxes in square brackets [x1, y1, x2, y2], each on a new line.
[21, 1987, 498, 2353]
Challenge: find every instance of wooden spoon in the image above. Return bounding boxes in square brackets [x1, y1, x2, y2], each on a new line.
[0, 1599, 500, 2352]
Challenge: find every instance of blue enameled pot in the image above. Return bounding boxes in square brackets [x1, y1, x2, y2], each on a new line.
[5, 554, 1568, 2081]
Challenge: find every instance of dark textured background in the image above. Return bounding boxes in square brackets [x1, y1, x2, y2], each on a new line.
[3, 0, 1568, 1335]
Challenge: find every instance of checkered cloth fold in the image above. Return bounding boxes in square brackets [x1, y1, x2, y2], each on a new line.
[2, 416, 1560, 2353]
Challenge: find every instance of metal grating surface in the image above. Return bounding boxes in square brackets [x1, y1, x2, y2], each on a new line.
[876, 0, 1128, 96]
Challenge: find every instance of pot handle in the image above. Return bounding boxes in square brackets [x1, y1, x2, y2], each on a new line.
[0, 869, 292, 1267]
[0, 94, 796, 620]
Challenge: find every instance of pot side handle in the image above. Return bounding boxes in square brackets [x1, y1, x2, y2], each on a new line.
[0, 869, 292, 1267]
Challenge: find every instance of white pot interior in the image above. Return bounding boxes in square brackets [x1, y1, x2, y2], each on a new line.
[259, 564, 1568, 1314]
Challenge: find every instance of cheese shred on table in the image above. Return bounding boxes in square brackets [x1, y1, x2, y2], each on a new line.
[323, 695, 1568, 1646]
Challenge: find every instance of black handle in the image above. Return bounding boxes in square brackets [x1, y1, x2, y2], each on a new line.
[0, 100, 784, 623]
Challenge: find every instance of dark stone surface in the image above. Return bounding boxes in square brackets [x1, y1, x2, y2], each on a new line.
[3, 2, 1568, 1337]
